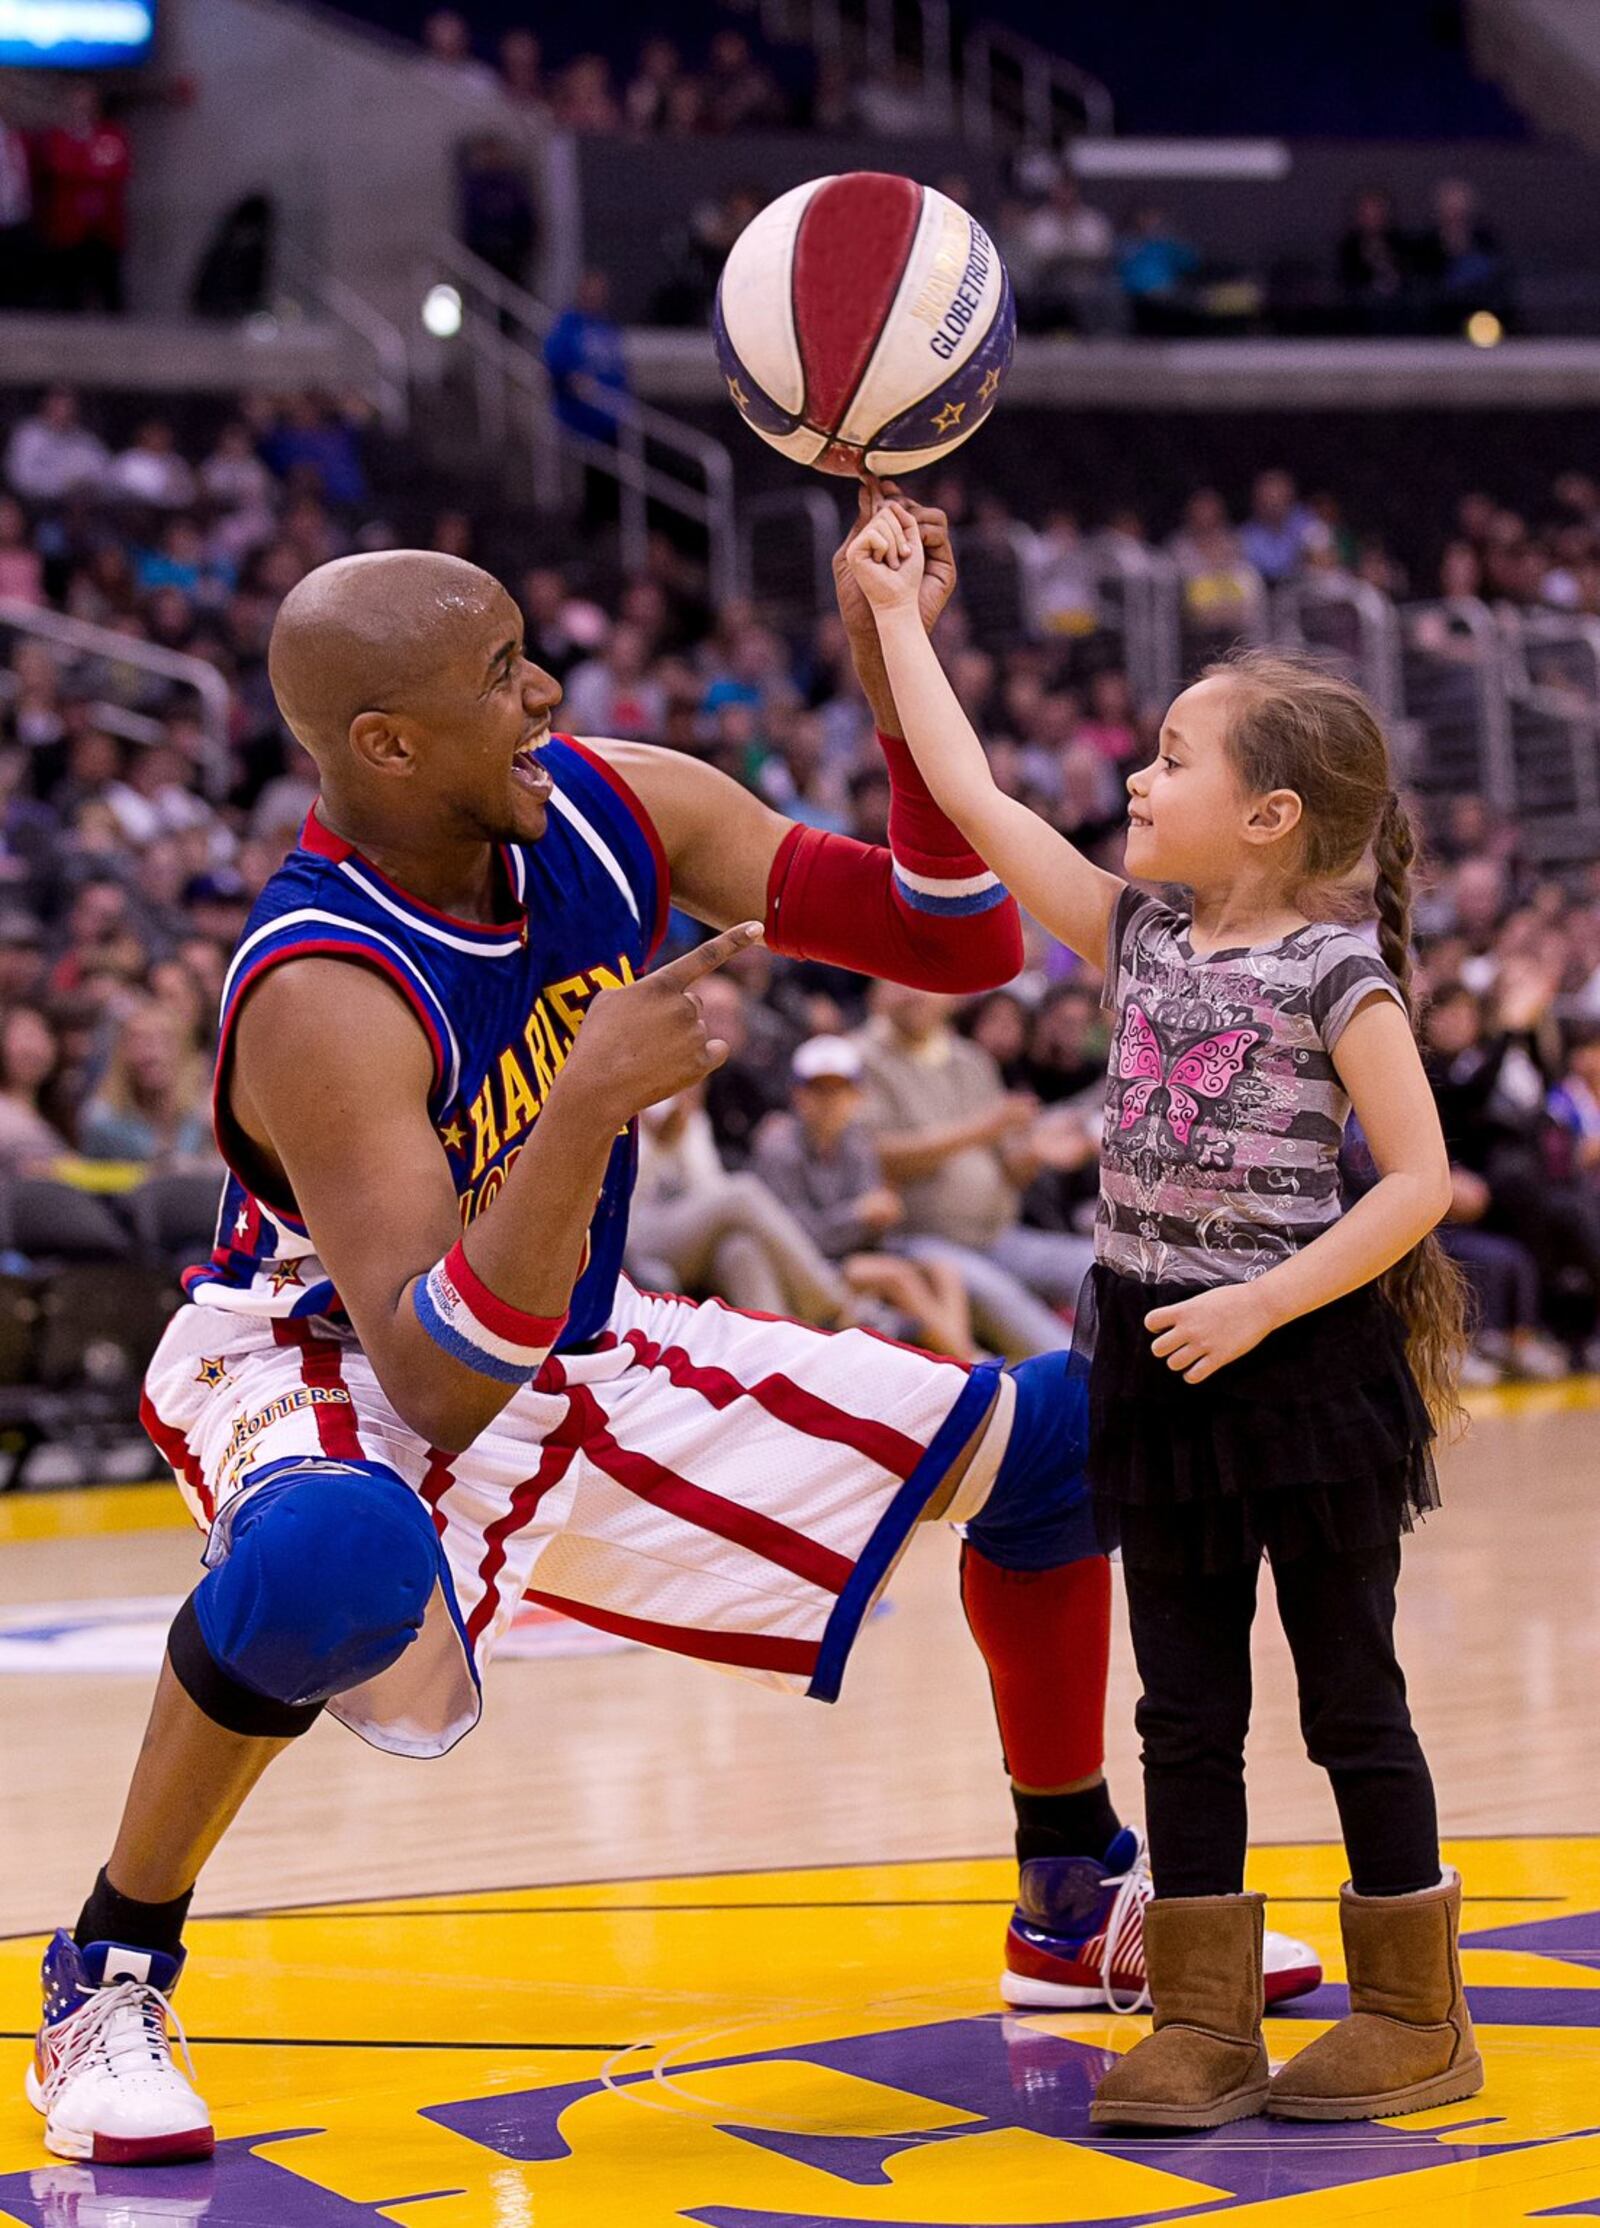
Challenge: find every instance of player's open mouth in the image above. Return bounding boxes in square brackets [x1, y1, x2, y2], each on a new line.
[511, 741, 552, 796]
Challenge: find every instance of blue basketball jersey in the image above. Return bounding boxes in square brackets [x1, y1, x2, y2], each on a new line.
[187, 737, 668, 1349]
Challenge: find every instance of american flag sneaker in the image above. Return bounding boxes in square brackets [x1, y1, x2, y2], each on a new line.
[1000, 1828, 1324, 2012]
[26, 1933, 213, 2165]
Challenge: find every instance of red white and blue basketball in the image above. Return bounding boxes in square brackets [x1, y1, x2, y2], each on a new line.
[713, 172, 1015, 477]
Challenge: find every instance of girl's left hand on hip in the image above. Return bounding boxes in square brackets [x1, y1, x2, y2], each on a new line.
[1145, 1284, 1276, 1383]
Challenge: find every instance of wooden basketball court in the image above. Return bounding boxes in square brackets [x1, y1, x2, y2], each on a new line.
[0, 1380, 1595, 2226]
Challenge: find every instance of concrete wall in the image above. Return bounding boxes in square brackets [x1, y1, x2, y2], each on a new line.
[1468, 0, 1600, 155]
[125, 0, 556, 322]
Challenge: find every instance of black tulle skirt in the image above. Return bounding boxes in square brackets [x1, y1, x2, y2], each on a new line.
[1079, 1263, 1439, 1574]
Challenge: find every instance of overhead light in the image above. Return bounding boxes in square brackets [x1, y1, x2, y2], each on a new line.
[422, 284, 463, 339]
[1465, 310, 1503, 348]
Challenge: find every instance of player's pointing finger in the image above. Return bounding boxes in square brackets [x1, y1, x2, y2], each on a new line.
[651, 921, 764, 990]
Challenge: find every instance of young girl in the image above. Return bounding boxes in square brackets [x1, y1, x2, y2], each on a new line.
[851, 502, 1481, 2132]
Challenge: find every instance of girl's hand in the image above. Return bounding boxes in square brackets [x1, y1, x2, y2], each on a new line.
[847, 500, 925, 612]
[1145, 1283, 1277, 1383]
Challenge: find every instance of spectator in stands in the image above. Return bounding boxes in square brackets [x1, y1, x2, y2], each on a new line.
[497, 29, 549, 111]
[0, 105, 33, 309]
[458, 135, 539, 294]
[853, 59, 950, 138]
[4, 388, 108, 505]
[624, 37, 688, 134]
[199, 422, 275, 514]
[703, 29, 787, 132]
[1415, 176, 1511, 335]
[34, 82, 131, 313]
[259, 394, 368, 509]
[561, 622, 666, 740]
[627, 1079, 854, 1325]
[1548, 1025, 1600, 1184]
[853, 980, 1096, 1359]
[1022, 983, 1109, 1103]
[517, 566, 594, 684]
[1239, 468, 1330, 584]
[1167, 486, 1260, 640]
[418, 10, 500, 98]
[107, 420, 198, 511]
[753, 1035, 974, 1357]
[78, 1000, 213, 1166]
[1017, 508, 1099, 641]
[654, 183, 766, 326]
[0, 1002, 70, 1174]
[999, 164, 1115, 335]
[1116, 203, 1200, 335]
[543, 269, 630, 449]
[1336, 187, 1412, 334]
[554, 55, 622, 134]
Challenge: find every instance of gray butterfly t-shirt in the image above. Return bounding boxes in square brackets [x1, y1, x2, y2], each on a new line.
[1097, 887, 1406, 1285]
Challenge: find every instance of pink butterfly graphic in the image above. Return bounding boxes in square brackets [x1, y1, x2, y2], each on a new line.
[1116, 1002, 1264, 1146]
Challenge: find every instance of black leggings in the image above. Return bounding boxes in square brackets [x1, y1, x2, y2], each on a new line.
[1124, 1535, 1441, 1900]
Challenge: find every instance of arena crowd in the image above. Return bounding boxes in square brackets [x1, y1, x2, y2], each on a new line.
[0, 383, 1597, 1385]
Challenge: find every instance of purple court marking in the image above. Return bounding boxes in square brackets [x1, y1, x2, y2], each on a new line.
[1462, 1909, 1600, 1967]
[0, 2132, 462, 2226]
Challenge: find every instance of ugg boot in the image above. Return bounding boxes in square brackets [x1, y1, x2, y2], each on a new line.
[1089, 1892, 1270, 2129]
[1268, 1869, 1483, 2121]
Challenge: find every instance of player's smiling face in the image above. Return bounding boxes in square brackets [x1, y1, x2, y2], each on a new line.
[468, 589, 562, 844]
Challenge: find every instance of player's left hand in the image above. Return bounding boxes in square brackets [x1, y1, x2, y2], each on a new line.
[1145, 1282, 1278, 1383]
[833, 475, 957, 637]
[848, 501, 927, 610]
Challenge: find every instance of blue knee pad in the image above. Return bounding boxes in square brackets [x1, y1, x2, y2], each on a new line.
[194, 1460, 441, 1708]
[964, 1348, 1099, 1571]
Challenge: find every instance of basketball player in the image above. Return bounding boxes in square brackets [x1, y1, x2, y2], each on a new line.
[28, 500, 1315, 2163]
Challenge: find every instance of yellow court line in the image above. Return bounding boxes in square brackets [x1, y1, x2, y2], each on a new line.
[0, 1481, 184, 1542]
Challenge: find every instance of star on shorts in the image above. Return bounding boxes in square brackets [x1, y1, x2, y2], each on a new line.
[195, 1356, 230, 1389]
[267, 1260, 304, 1296]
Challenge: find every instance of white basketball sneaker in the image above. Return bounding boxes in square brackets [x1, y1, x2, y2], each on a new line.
[1002, 1827, 1323, 2011]
[27, 1932, 213, 2165]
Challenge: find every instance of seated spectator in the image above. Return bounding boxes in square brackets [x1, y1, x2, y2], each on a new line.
[33, 83, 130, 314]
[554, 55, 622, 134]
[418, 10, 500, 97]
[0, 1001, 71, 1174]
[853, 59, 950, 138]
[1239, 468, 1330, 585]
[702, 30, 786, 132]
[5, 388, 108, 505]
[1336, 187, 1411, 333]
[1074, 665, 1140, 766]
[1547, 1024, 1600, 1186]
[134, 520, 235, 608]
[962, 988, 1031, 1087]
[78, 1000, 214, 1166]
[1116, 203, 1200, 333]
[260, 394, 368, 509]
[199, 422, 275, 513]
[1000, 166, 1115, 335]
[1022, 983, 1110, 1103]
[560, 622, 666, 739]
[1415, 176, 1511, 335]
[1018, 508, 1099, 641]
[753, 1035, 973, 1357]
[653, 184, 766, 327]
[1168, 487, 1261, 638]
[458, 134, 538, 292]
[543, 270, 630, 446]
[498, 29, 549, 110]
[1437, 1161, 1564, 1382]
[624, 37, 687, 134]
[853, 980, 1096, 1359]
[626, 1079, 854, 1326]
[694, 971, 790, 1169]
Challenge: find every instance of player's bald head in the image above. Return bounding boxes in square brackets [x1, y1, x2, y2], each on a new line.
[267, 550, 516, 763]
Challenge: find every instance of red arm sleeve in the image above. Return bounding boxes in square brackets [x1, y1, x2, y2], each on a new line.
[764, 726, 1023, 992]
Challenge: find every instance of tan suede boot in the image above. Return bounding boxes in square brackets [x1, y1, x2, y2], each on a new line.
[1090, 1893, 1270, 2129]
[1268, 1870, 1484, 2120]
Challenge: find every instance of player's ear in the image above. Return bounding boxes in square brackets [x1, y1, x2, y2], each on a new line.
[1243, 787, 1303, 846]
[348, 710, 415, 776]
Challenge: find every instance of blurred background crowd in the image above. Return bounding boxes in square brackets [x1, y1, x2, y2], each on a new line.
[1, 381, 1598, 1432]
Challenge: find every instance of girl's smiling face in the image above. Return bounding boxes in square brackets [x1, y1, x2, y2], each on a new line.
[1124, 674, 1302, 889]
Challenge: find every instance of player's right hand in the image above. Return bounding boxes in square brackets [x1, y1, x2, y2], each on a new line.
[848, 502, 926, 611]
[565, 922, 765, 1124]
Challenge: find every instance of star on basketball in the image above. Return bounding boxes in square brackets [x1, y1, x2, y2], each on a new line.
[267, 1260, 304, 1296]
[932, 399, 966, 435]
[194, 1356, 230, 1389]
[726, 374, 749, 410]
[977, 367, 1002, 406]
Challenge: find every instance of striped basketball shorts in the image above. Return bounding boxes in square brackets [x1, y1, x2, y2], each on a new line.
[141, 1280, 1011, 1757]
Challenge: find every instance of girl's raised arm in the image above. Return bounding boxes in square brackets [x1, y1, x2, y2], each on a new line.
[851, 505, 1124, 967]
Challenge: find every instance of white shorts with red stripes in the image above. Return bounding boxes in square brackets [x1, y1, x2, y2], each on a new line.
[141, 1279, 1011, 1757]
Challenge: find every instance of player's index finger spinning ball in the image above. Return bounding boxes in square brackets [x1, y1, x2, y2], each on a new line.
[714, 171, 1015, 477]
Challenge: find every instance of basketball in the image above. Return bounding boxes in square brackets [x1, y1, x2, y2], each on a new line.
[713, 171, 1015, 478]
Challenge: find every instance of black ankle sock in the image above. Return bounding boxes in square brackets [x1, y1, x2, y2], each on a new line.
[75, 1867, 194, 1962]
[1013, 1782, 1123, 1868]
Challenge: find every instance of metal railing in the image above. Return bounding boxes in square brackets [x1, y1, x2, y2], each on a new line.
[963, 20, 1115, 146]
[0, 600, 234, 796]
[414, 238, 738, 605]
[1399, 598, 1515, 810]
[276, 247, 410, 435]
[1273, 574, 1405, 722]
